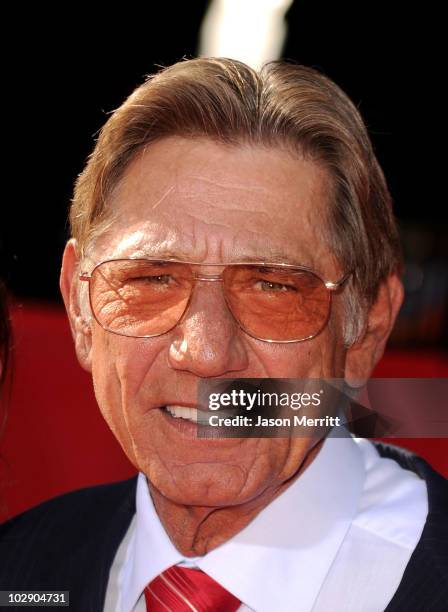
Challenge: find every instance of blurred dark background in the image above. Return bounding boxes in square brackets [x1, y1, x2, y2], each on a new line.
[2, 1, 447, 347]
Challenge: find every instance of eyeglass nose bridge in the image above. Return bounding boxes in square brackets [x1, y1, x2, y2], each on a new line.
[173, 271, 241, 338]
[193, 272, 224, 282]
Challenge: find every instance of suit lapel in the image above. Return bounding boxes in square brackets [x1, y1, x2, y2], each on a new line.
[373, 442, 448, 611]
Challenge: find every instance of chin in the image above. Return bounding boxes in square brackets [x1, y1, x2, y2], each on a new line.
[146, 462, 260, 507]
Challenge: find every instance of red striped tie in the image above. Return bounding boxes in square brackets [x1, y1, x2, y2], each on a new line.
[145, 565, 241, 611]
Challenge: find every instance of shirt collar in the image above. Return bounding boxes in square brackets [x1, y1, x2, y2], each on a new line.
[121, 431, 365, 612]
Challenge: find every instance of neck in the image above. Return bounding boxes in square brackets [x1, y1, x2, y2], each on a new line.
[149, 440, 324, 557]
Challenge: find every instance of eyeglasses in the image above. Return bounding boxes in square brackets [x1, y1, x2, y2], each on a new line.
[79, 259, 351, 343]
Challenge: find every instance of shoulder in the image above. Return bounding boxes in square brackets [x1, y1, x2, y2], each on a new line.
[0, 477, 137, 539]
[371, 440, 448, 520]
[0, 477, 137, 590]
[371, 441, 448, 609]
[372, 441, 448, 495]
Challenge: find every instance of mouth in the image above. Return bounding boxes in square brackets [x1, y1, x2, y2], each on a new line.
[162, 405, 199, 423]
[158, 404, 206, 438]
[158, 404, 243, 443]
[161, 405, 236, 422]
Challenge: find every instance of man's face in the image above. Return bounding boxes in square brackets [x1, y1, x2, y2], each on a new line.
[75, 137, 348, 507]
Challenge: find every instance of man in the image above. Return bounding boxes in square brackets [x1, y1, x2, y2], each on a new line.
[1, 58, 447, 611]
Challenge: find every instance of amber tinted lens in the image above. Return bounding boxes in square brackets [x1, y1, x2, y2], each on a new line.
[89, 260, 193, 337]
[223, 265, 330, 341]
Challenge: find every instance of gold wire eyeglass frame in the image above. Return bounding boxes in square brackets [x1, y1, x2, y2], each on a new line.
[79, 258, 352, 343]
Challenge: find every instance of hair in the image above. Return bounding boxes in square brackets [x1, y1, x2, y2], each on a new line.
[70, 57, 402, 344]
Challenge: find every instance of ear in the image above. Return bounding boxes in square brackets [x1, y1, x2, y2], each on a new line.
[345, 273, 404, 387]
[60, 239, 93, 372]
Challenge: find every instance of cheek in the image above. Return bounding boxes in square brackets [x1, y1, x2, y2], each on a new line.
[89, 328, 167, 465]
[90, 329, 116, 404]
[91, 328, 165, 398]
[249, 327, 345, 378]
[89, 330, 128, 454]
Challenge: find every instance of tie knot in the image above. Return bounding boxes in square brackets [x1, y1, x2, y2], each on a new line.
[145, 565, 241, 612]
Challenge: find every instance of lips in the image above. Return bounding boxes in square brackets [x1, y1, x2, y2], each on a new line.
[161, 404, 212, 424]
[159, 404, 205, 437]
[162, 404, 236, 424]
[158, 404, 241, 442]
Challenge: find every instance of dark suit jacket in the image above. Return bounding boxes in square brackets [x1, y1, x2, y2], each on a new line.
[1, 442, 447, 611]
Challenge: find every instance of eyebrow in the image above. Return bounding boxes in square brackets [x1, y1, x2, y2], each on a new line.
[125, 247, 194, 260]
[235, 252, 314, 266]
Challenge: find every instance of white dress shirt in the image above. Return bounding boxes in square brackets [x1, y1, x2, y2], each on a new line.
[104, 433, 428, 612]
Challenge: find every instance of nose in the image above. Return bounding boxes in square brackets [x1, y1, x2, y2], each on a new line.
[168, 281, 249, 377]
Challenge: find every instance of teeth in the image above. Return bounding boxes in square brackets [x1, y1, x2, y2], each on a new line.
[165, 405, 198, 422]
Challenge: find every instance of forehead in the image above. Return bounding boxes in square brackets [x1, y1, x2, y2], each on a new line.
[92, 137, 334, 269]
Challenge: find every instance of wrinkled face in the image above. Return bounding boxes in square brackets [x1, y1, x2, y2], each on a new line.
[82, 137, 348, 506]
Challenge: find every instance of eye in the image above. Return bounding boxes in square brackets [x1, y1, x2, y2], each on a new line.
[126, 274, 173, 285]
[257, 280, 295, 292]
[147, 274, 171, 283]
[139, 274, 172, 284]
